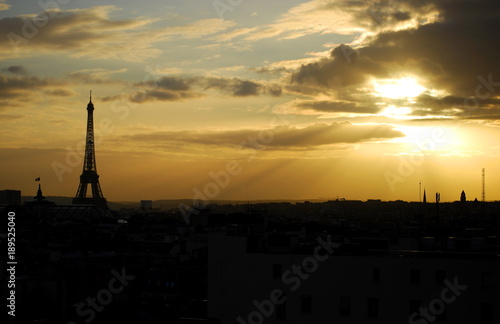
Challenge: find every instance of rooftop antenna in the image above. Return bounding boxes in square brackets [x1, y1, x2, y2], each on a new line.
[419, 181, 422, 219]
[419, 181, 421, 203]
[436, 192, 440, 227]
[482, 168, 485, 202]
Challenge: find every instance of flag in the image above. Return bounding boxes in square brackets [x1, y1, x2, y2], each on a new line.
[35, 177, 40, 181]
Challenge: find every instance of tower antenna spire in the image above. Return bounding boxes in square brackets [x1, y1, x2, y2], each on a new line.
[89, 90, 92, 103]
[482, 168, 485, 202]
[419, 181, 421, 203]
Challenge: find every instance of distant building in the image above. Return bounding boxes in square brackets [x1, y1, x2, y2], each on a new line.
[0, 189, 21, 205]
[25, 184, 54, 207]
[461, 190, 466, 202]
[141, 200, 153, 211]
[23, 184, 111, 222]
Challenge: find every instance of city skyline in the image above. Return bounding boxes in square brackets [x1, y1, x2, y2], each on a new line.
[1, 0, 500, 202]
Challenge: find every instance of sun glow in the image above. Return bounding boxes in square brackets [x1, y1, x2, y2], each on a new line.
[380, 105, 413, 119]
[374, 77, 426, 99]
[393, 125, 466, 156]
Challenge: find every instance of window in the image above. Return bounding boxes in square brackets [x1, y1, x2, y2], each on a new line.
[339, 296, 351, 316]
[435, 306, 446, 323]
[301, 295, 312, 314]
[480, 303, 493, 324]
[411, 269, 420, 285]
[481, 271, 492, 288]
[373, 267, 380, 283]
[276, 299, 286, 320]
[273, 264, 282, 280]
[367, 298, 378, 318]
[435, 270, 446, 285]
[410, 300, 421, 314]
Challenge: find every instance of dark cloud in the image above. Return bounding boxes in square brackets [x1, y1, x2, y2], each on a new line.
[129, 89, 204, 103]
[359, 0, 500, 97]
[291, 44, 388, 94]
[288, 0, 500, 120]
[233, 80, 260, 97]
[252, 66, 289, 75]
[295, 100, 382, 114]
[340, 0, 499, 31]
[409, 93, 500, 118]
[424, 0, 500, 21]
[414, 94, 472, 110]
[100, 94, 123, 102]
[264, 84, 283, 97]
[154, 77, 191, 91]
[67, 69, 126, 84]
[136, 76, 192, 92]
[103, 76, 282, 104]
[0, 74, 54, 101]
[0, 75, 50, 93]
[360, 21, 500, 96]
[127, 76, 203, 103]
[0, 6, 156, 60]
[127, 122, 403, 149]
[200, 77, 282, 97]
[0, 7, 237, 61]
[392, 11, 411, 22]
[303, 0, 435, 35]
[0, 70, 70, 108]
[1, 8, 130, 48]
[100, 77, 204, 103]
[4, 65, 28, 75]
[44, 89, 75, 97]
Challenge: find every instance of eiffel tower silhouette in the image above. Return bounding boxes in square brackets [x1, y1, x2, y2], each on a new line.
[73, 91, 107, 209]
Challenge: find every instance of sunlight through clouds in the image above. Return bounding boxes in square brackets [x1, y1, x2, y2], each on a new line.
[373, 77, 426, 100]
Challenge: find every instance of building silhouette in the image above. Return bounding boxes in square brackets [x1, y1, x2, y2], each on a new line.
[209, 231, 499, 324]
[0, 189, 21, 205]
[73, 92, 107, 209]
[25, 184, 55, 207]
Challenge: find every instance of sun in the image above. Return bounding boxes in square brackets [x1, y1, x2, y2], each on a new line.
[373, 77, 426, 99]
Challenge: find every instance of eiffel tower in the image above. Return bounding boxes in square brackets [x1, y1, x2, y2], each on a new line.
[73, 92, 108, 209]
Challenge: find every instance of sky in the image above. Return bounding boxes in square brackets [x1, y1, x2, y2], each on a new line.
[1, 0, 500, 203]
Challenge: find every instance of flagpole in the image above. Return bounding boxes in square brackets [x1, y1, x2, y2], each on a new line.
[419, 181, 421, 203]
[419, 181, 422, 221]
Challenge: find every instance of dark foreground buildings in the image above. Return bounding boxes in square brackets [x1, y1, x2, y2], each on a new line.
[1, 194, 500, 323]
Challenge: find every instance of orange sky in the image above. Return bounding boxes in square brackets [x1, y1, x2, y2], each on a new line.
[1, 0, 500, 202]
